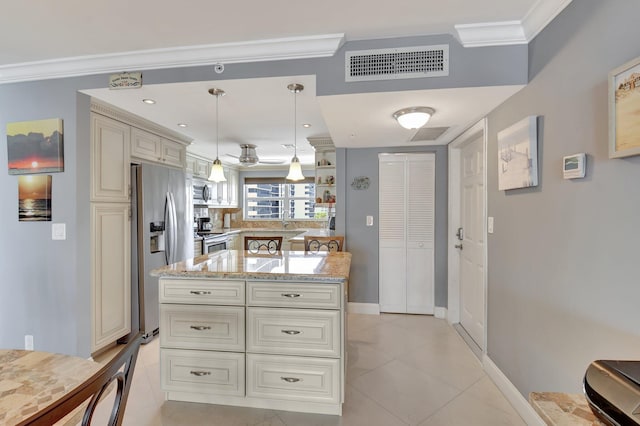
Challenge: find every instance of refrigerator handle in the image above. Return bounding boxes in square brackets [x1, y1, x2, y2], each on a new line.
[164, 192, 172, 265]
[169, 192, 178, 264]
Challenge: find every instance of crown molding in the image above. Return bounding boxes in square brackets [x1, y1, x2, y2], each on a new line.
[454, 0, 572, 47]
[90, 99, 192, 145]
[0, 33, 345, 84]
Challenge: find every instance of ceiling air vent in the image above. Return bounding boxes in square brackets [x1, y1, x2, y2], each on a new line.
[411, 127, 449, 142]
[345, 45, 449, 82]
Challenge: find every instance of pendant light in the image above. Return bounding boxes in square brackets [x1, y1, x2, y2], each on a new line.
[286, 83, 305, 181]
[208, 88, 227, 182]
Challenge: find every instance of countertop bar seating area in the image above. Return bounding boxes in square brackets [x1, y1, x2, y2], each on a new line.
[151, 249, 351, 415]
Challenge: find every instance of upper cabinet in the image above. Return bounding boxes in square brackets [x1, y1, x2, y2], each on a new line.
[309, 137, 336, 205]
[131, 128, 186, 169]
[227, 167, 239, 208]
[186, 154, 211, 180]
[90, 113, 131, 203]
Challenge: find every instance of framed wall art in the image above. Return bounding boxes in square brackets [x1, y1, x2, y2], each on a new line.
[7, 118, 64, 175]
[18, 175, 52, 222]
[497, 116, 539, 191]
[609, 55, 640, 158]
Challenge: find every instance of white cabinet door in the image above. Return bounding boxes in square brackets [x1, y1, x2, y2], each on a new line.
[131, 127, 162, 163]
[162, 138, 185, 168]
[379, 153, 435, 314]
[227, 167, 239, 207]
[195, 158, 210, 179]
[90, 114, 130, 203]
[91, 203, 131, 351]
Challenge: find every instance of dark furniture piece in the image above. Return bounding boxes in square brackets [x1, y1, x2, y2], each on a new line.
[304, 235, 345, 253]
[244, 236, 283, 253]
[19, 332, 143, 426]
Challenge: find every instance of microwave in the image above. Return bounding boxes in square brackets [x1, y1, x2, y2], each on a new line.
[193, 180, 214, 206]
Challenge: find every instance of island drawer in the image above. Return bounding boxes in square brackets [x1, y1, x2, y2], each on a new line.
[161, 348, 245, 396]
[246, 307, 340, 357]
[247, 281, 340, 309]
[247, 353, 339, 404]
[160, 279, 245, 305]
[160, 304, 245, 351]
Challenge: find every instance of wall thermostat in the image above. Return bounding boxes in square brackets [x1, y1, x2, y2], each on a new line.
[563, 153, 586, 179]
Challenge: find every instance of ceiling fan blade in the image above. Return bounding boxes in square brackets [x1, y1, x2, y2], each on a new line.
[259, 159, 287, 165]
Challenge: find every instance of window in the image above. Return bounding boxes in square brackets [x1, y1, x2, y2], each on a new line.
[244, 178, 318, 220]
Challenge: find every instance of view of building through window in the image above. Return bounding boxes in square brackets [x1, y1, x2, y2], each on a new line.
[245, 182, 323, 220]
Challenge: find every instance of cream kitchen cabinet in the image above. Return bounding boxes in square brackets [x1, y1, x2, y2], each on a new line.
[226, 167, 239, 207]
[186, 154, 210, 179]
[90, 113, 131, 203]
[131, 127, 186, 168]
[90, 202, 131, 352]
[159, 276, 346, 415]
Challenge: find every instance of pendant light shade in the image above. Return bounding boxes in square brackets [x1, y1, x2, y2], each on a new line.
[393, 106, 435, 129]
[208, 88, 227, 182]
[286, 83, 305, 181]
[286, 156, 305, 181]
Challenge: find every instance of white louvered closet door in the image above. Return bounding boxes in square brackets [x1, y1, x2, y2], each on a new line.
[379, 153, 435, 314]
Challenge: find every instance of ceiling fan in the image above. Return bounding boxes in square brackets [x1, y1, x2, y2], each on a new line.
[226, 144, 286, 166]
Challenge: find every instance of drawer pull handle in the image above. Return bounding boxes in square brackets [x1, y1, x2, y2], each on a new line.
[190, 325, 212, 331]
[281, 329, 301, 335]
[281, 293, 301, 298]
[280, 377, 301, 383]
[190, 290, 212, 295]
[190, 370, 211, 377]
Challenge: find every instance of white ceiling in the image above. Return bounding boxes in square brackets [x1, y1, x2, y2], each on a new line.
[2, 0, 571, 168]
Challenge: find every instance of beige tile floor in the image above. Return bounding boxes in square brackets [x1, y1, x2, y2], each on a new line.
[92, 314, 526, 425]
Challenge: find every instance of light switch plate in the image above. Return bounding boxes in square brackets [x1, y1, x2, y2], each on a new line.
[488, 217, 494, 234]
[52, 223, 66, 240]
[366, 215, 374, 226]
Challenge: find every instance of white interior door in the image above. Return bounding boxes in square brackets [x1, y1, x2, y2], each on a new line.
[406, 155, 435, 314]
[459, 136, 485, 348]
[379, 157, 407, 313]
[379, 153, 434, 314]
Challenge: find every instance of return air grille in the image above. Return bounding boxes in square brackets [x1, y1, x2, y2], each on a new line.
[346, 45, 449, 82]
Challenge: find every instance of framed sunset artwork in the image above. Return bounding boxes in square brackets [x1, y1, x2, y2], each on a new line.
[7, 118, 64, 174]
[18, 175, 52, 222]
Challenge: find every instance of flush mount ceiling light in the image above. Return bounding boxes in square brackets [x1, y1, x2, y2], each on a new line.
[393, 106, 435, 129]
[286, 83, 305, 181]
[208, 88, 227, 182]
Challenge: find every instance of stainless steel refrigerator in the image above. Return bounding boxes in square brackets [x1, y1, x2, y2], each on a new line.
[131, 163, 192, 343]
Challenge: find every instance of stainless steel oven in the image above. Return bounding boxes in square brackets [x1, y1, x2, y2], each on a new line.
[202, 233, 229, 253]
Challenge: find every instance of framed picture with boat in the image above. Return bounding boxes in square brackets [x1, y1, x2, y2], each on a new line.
[609, 55, 640, 158]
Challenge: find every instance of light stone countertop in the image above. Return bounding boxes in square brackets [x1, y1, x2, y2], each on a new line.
[529, 392, 606, 425]
[0, 349, 101, 425]
[151, 249, 351, 282]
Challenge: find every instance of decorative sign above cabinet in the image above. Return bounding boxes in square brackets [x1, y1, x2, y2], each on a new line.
[108, 72, 142, 89]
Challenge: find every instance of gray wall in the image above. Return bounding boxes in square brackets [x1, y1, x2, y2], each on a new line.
[0, 34, 525, 356]
[486, 0, 640, 396]
[342, 146, 448, 306]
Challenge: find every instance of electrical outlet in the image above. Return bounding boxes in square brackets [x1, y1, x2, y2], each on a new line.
[25, 335, 34, 350]
[488, 217, 494, 234]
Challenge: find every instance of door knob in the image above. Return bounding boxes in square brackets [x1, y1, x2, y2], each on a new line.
[455, 244, 463, 250]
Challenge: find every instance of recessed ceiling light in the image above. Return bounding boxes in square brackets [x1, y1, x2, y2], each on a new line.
[142, 98, 156, 104]
[302, 123, 311, 128]
[177, 123, 188, 128]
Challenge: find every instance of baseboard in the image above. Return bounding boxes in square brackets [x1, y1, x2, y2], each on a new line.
[434, 307, 447, 319]
[483, 356, 545, 426]
[347, 303, 380, 315]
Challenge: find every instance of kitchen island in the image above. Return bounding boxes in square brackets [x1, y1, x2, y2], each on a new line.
[151, 249, 351, 415]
